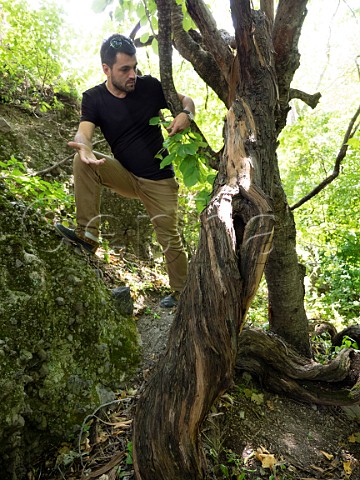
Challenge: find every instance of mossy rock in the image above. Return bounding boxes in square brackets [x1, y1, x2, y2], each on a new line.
[0, 183, 140, 479]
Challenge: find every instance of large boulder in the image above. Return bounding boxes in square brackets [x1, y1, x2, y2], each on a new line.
[0, 182, 140, 480]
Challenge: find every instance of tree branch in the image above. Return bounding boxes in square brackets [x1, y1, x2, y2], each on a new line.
[31, 139, 106, 177]
[155, 0, 181, 115]
[291, 105, 360, 210]
[260, 0, 274, 26]
[273, 0, 309, 133]
[185, 0, 234, 84]
[129, 21, 142, 41]
[170, 0, 230, 106]
[289, 88, 321, 109]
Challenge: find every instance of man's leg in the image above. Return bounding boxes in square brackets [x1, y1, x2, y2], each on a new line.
[73, 152, 139, 239]
[136, 177, 188, 293]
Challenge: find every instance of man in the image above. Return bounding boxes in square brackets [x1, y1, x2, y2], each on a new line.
[56, 34, 195, 308]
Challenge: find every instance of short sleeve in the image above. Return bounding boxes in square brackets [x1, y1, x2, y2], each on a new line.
[80, 90, 99, 126]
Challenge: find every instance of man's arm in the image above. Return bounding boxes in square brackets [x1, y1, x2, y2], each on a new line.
[68, 121, 105, 165]
[167, 93, 196, 137]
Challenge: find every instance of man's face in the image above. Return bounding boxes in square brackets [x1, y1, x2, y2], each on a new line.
[103, 53, 138, 94]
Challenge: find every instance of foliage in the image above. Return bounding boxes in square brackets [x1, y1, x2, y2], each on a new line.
[279, 111, 360, 327]
[92, 0, 196, 45]
[151, 116, 216, 205]
[312, 332, 359, 364]
[148, 116, 218, 256]
[0, 156, 74, 222]
[0, 0, 78, 110]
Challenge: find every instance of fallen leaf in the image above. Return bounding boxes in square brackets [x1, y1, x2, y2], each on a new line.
[310, 465, 324, 473]
[343, 460, 353, 475]
[255, 447, 276, 469]
[251, 392, 264, 405]
[348, 432, 360, 443]
[320, 450, 334, 461]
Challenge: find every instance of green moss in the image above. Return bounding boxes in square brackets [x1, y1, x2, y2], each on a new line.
[0, 186, 140, 478]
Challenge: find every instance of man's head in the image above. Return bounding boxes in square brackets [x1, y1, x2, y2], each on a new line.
[101, 34, 138, 96]
[100, 34, 136, 68]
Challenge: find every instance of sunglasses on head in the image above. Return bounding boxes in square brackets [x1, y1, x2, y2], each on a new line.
[110, 37, 135, 50]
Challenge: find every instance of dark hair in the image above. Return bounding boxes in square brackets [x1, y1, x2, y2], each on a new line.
[100, 34, 136, 67]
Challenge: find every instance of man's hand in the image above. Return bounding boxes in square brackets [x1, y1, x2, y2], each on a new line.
[68, 141, 105, 165]
[166, 112, 191, 137]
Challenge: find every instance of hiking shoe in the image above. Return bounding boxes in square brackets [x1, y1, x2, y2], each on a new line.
[55, 223, 99, 254]
[160, 292, 179, 308]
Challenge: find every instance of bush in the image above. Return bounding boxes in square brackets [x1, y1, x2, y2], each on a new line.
[0, 0, 77, 110]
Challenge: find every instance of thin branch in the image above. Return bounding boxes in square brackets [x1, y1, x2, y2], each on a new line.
[273, 0, 309, 133]
[291, 105, 360, 210]
[31, 139, 106, 177]
[289, 88, 321, 109]
[129, 21, 143, 43]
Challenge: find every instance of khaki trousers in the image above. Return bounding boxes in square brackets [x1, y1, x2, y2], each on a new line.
[73, 152, 188, 292]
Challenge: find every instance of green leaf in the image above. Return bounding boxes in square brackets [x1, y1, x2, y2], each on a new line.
[206, 173, 217, 184]
[347, 137, 360, 149]
[179, 157, 200, 187]
[195, 189, 211, 212]
[140, 32, 150, 44]
[136, 2, 146, 18]
[126, 441, 133, 465]
[140, 14, 148, 27]
[182, 15, 193, 32]
[91, 0, 112, 13]
[160, 152, 176, 168]
[151, 16, 158, 31]
[149, 116, 161, 125]
[151, 37, 158, 55]
[178, 143, 198, 157]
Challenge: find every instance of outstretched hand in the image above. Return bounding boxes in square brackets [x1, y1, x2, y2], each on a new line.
[166, 112, 191, 137]
[68, 141, 105, 165]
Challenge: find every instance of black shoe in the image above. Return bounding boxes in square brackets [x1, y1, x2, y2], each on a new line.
[55, 223, 99, 254]
[160, 293, 179, 308]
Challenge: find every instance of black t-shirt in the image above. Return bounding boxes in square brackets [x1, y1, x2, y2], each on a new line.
[80, 76, 174, 180]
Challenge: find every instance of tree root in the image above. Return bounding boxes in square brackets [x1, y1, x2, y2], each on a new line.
[236, 328, 360, 406]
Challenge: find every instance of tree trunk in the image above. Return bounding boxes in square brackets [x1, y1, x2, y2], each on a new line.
[133, 3, 277, 478]
[263, 0, 312, 357]
[133, 114, 274, 480]
[265, 169, 312, 358]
